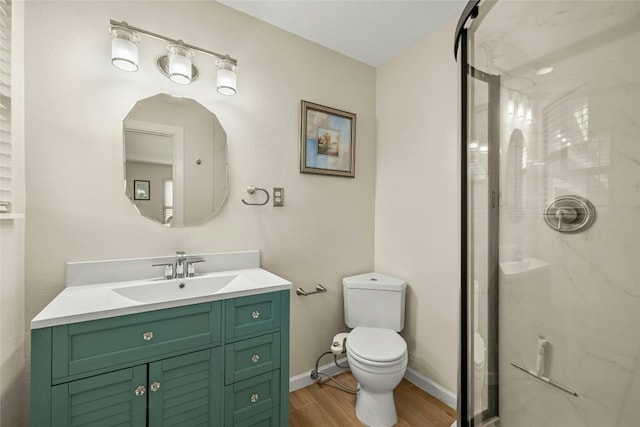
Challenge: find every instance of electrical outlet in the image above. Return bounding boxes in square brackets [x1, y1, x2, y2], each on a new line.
[273, 187, 284, 207]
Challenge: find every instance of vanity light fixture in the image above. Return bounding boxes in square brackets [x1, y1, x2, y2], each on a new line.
[110, 25, 140, 71]
[109, 20, 238, 94]
[165, 44, 195, 85]
[216, 59, 238, 96]
[516, 97, 525, 121]
[535, 66, 554, 75]
[506, 90, 515, 118]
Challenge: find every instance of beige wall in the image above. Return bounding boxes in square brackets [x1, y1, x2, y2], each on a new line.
[24, 0, 375, 396]
[375, 20, 460, 393]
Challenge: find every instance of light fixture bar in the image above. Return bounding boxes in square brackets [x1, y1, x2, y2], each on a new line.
[110, 19, 238, 66]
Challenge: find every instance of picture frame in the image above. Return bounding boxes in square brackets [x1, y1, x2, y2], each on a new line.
[133, 180, 150, 200]
[300, 100, 356, 177]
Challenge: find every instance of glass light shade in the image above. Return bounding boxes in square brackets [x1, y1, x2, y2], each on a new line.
[216, 60, 237, 96]
[535, 66, 554, 75]
[516, 98, 524, 120]
[506, 92, 514, 117]
[110, 27, 140, 71]
[167, 44, 194, 85]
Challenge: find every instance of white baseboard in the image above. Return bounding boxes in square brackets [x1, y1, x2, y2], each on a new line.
[289, 361, 457, 410]
[403, 366, 457, 409]
[289, 357, 350, 392]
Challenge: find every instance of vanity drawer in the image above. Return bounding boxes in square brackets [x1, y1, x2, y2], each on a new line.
[225, 332, 281, 384]
[52, 302, 222, 380]
[224, 370, 280, 426]
[233, 407, 279, 427]
[225, 292, 281, 340]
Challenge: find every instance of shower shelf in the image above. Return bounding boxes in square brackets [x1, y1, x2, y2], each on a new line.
[510, 362, 579, 397]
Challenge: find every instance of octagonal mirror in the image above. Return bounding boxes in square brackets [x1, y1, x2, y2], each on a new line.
[124, 94, 228, 226]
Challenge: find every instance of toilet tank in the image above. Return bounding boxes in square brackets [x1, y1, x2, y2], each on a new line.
[343, 273, 407, 332]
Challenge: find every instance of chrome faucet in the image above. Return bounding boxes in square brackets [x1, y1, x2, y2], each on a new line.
[175, 251, 187, 279]
[154, 251, 204, 280]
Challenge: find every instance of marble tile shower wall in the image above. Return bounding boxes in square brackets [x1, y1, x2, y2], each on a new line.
[498, 42, 640, 426]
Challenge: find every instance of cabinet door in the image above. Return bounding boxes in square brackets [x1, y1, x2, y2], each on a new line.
[148, 348, 223, 427]
[51, 365, 147, 426]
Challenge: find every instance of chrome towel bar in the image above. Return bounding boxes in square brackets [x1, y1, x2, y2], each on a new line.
[296, 284, 327, 296]
[510, 362, 578, 396]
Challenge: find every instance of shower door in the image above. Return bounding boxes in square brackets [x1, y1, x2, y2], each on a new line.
[456, 1, 640, 426]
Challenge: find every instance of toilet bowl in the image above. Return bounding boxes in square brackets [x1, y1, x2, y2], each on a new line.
[346, 326, 408, 427]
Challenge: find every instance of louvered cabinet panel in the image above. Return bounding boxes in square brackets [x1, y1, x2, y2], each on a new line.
[148, 348, 223, 427]
[51, 365, 147, 427]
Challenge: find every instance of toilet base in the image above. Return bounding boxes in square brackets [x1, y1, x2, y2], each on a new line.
[354, 384, 397, 427]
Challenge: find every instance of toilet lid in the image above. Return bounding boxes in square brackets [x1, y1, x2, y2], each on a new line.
[347, 327, 407, 363]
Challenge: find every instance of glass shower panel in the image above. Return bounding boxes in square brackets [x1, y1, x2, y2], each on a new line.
[468, 76, 490, 424]
[463, 1, 640, 425]
[466, 31, 501, 424]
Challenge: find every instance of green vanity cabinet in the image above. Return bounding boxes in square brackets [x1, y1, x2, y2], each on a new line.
[31, 290, 290, 427]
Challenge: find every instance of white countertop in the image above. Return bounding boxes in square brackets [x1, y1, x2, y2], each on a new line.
[31, 268, 292, 329]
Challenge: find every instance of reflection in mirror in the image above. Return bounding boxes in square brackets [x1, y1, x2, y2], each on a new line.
[505, 128, 527, 222]
[124, 94, 228, 226]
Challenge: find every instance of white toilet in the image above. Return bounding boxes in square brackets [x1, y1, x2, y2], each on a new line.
[343, 273, 408, 427]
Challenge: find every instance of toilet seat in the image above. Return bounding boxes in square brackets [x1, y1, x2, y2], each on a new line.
[346, 327, 407, 366]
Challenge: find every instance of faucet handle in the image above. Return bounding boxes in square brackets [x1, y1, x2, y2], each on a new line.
[187, 259, 206, 277]
[152, 263, 174, 280]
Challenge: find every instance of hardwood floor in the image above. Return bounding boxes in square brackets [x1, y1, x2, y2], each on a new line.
[289, 372, 457, 427]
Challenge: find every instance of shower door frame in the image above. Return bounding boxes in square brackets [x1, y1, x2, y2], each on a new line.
[455, 1, 501, 425]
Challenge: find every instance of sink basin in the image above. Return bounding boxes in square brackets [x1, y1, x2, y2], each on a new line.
[113, 274, 237, 304]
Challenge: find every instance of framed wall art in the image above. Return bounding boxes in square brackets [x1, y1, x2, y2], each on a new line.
[133, 180, 150, 200]
[300, 100, 356, 177]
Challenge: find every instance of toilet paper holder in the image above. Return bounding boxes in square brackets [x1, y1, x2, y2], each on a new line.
[296, 284, 327, 296]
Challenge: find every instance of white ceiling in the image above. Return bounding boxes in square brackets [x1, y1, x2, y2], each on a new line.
[218, 0, 467, 67]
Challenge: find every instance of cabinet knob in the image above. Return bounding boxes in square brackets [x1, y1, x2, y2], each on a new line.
[134, 385, 146, 396]
[251, 310, 260, 319]
[250, 393, 259, 403]
[150, 381, 161, 392]
[143, 331, 154, 341]
[251, 354, 260, 363]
